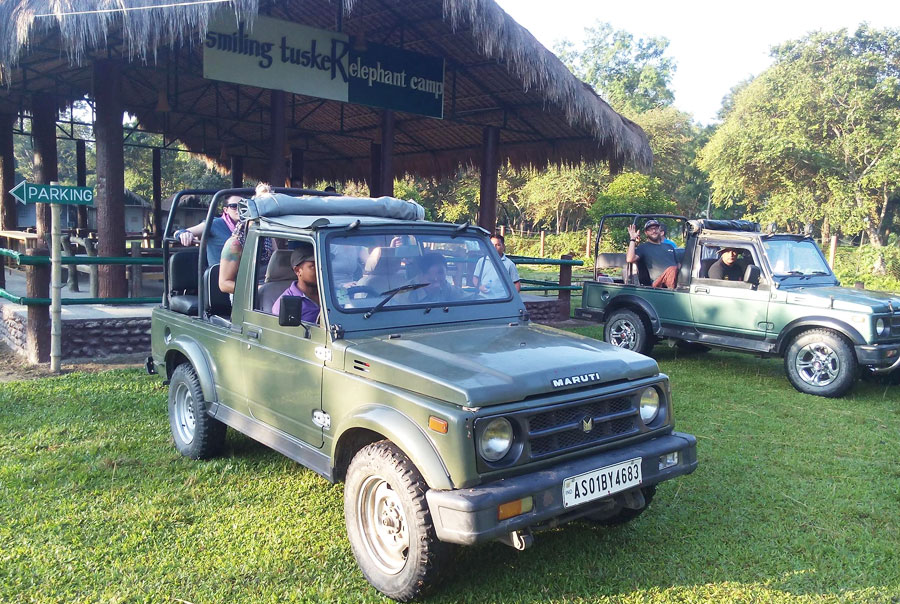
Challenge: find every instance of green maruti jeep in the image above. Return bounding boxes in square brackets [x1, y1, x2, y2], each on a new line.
[148, 190, 697, 601]
[577, 215, 900, 398]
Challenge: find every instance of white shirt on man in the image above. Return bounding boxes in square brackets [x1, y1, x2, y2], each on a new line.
[474, 254, 520, 293]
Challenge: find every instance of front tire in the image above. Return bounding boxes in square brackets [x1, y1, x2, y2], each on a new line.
[604, 308, 654, 355]
[784, 329, 857, 397]
[344, 441, 449, 602]
[168, 363, 226, 459]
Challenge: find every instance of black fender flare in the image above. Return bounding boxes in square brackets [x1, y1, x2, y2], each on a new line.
[603, 294, 661, 334]
[775, 316, 867, 355]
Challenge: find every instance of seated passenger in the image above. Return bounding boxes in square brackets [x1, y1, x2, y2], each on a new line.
[271, 244, 321, 323]
[708, 247, 746, 281]
[626, 220, 679, 288]
[408, 253, 462, 303]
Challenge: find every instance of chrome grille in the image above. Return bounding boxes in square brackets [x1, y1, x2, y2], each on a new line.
[892, 313, 900, 337]
[526, 395, 639, 458]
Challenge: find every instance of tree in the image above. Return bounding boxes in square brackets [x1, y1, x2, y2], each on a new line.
[556, 21, 676, 114]
[700, 26, 900, 247]
[588, 172, 675, 222]
[631, 107, 711, 217]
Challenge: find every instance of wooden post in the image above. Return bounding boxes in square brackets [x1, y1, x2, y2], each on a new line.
[25, 247, 50, 363]
[152, 147, 162, 246]
[231, 155, 244, 188]
[540, 230, 545, 257]
[130, 240, 143, 298]
[558, 253, 573, 321]
[61, 234, 79, 292]
[369, 142, 382, 197]
[499, 225, 505, 237]
[0, 112, 15, 289]
[268, 90, 287, 186]
[94, 59, 127, 298]
[31, 96, 59, 239]
[828, 235, 838, 269]
[478, 125, 500, 233]
[85, 235, 99, 298]
[380, 110, 394, 197]
[76, 139, 88, 230]
[290, 149, 304, 188]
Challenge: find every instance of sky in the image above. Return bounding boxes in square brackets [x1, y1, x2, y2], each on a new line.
[495, 0, 900, 125]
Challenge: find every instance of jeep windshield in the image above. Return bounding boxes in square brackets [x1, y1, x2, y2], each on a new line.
[326, 232, 512, 313]
[763, 239, 836, 282]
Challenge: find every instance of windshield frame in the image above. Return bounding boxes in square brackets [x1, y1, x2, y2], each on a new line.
[321, 227, 517, 319]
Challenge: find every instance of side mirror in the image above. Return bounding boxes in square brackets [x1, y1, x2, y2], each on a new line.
[744, 264, 761, 287]
[278, 296, 304, 326]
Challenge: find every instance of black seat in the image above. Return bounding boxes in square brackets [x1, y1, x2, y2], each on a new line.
[699, 257, 717, 279]
[203, 264, 232, 321]
[169, 248, 199, 315]
[636, 261, 652, 286]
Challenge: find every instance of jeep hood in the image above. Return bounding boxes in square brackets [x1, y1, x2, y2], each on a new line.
[341, 323, 660, 406]
[784, 286, 900, 314]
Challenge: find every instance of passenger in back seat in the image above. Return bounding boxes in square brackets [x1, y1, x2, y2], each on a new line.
[626, 219, 680, 288]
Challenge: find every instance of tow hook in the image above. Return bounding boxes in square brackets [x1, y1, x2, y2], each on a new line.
[499, 529, 533, 551]
[145, 356, 157, 375]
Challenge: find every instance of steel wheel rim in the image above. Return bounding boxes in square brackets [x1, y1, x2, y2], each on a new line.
[357, 475, 409, 575]
[795, 342, 840, 387]
[173, 382, 196, 445]
[609, 318, 637, 349]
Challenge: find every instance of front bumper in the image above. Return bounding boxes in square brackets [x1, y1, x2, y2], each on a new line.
[426, 432, 697, 545]
[855, 343, 900, 373]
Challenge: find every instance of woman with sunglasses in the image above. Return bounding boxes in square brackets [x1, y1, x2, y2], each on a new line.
[173, 194, 243, 265]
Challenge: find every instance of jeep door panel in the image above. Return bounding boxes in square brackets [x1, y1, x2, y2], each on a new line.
[241, 312, 326, 447]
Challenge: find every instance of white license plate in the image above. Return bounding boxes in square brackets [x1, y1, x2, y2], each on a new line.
[562, 457, 642, 508]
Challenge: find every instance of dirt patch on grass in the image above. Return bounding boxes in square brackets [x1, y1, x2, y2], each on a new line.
[0, 342, 144, 382]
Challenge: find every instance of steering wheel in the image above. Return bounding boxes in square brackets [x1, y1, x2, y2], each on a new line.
[346, 285, 380, 299]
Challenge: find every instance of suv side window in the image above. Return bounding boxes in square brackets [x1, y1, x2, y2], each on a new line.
[252, 237, 320, 322]
[697, 243, 758, 282]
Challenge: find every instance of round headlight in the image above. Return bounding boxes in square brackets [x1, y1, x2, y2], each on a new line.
[478, 418, 513, 462]
[876, 318, 887, 336]
[639, 387, 660, 423]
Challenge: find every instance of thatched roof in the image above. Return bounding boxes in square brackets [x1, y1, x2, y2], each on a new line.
[0, 0, 651, 182]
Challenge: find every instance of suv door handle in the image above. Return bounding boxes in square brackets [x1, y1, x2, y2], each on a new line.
[694, 286, 709, 294]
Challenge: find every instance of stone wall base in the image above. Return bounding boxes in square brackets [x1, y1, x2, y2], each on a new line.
[0, 306, 150, 363]
[523, 296, 569, 323]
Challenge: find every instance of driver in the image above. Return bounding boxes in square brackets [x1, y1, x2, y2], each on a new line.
[708, 247, 745, 281]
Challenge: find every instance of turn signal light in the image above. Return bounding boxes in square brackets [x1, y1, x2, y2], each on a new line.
[498, 496, 533, 521]
[428, 416, 448, 434]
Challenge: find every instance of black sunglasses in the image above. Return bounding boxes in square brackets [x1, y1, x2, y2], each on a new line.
[224, 202, 240, 209]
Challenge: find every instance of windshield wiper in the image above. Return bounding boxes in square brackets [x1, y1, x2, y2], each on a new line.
[363, 283, 429, 319]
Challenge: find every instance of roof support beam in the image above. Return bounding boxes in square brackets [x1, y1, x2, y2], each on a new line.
[478, 125, 499, 233]
[93, 58, 127, 298]
[31, 94, 59, 238]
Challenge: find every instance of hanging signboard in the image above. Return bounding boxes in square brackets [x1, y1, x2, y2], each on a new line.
[203, 14, 445, 119]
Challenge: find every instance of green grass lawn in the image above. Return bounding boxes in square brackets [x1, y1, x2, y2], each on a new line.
[2, 339, 899, 603]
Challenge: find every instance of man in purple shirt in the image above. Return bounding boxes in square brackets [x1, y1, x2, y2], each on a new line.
[272, 244, 321, 323]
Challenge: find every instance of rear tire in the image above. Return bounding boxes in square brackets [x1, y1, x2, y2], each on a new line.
[784, 329, 857, 397]
[604, 309, 654, 355]
[168, 363, 226, 459]
[344, 441, 449, 601]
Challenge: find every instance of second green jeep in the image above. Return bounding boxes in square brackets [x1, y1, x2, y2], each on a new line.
[149, 190, 697, 601]
[577, 215, 900, 398]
